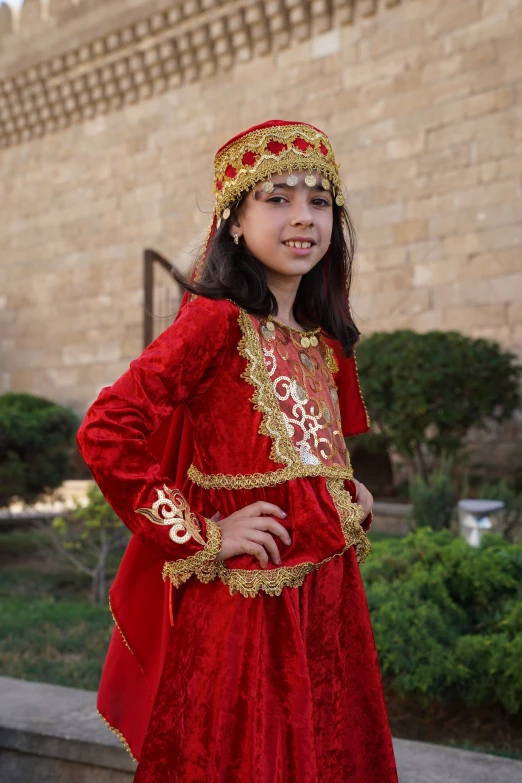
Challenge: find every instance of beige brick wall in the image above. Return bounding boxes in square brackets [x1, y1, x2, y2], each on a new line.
[0, 0, 521, 414]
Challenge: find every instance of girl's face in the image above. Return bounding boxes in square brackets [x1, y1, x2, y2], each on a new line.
[229, 170, 334, 283]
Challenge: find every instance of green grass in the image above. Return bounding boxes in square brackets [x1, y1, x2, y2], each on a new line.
[0, 545, 118, 691]
[0, 595, 111, 690]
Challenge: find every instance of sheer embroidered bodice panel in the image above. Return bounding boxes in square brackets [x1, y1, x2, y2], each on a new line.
[249, 314, 347, 469]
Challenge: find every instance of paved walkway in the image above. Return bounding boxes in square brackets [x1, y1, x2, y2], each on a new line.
[1, 676, 522, 782]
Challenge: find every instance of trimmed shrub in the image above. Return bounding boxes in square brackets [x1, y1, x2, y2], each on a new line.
[363, 529, 522, 713]
[356, 330, 521, 480]
[0, 392, 78, 507]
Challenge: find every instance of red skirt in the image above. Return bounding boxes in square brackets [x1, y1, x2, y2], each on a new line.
[134, 547, 398, 783]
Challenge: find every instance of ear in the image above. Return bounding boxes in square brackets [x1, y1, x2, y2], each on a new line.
[228, 210, 242, 239]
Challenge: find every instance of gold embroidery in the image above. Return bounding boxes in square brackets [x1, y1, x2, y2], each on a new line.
[353, 347, 371, 428]
[136, 485, 205, 545]
[162, 517, 222, 588]
[253, 313, 346, 467]
[97, 709, 138, 763]
[187, 462, 354, 490]
[237, 308, 297, 467]
[323, 342, 339, 375]
[214, 124, 342, 220]
[108, 596, 144, 673]
[163, 481, 369, 599]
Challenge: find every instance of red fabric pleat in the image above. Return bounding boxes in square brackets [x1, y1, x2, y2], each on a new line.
[134, 548, 398, 783]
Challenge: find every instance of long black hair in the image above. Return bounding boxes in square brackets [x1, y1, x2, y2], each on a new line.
[171, 197, 360, 357]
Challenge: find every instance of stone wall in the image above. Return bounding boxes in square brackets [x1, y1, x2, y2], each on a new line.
[0, 0, 521, 414]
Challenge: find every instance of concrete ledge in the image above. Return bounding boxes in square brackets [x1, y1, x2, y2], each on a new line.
[2, 676, 522, 782]
[0, 677, 136, 781]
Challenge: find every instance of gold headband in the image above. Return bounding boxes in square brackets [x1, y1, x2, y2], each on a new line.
[213, 123, 343, 222]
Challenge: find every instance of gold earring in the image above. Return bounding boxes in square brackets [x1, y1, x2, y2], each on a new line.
[234, 234, 239, 245]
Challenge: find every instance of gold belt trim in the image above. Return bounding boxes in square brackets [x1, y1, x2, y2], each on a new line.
[163, 478, 370, 598]
[186, 462, 354, 490]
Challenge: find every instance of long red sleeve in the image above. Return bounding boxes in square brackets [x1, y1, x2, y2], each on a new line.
[77, 296, 231, 567]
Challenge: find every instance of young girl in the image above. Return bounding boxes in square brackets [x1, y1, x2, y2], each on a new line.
[77, 119, 398, 782]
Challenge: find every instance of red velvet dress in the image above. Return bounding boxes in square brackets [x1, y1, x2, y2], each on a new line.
[77, 296, 398, 782]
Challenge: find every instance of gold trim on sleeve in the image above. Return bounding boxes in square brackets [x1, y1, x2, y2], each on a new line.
[163, 481, 369, 598]
[187, 462, 354, 490]
[162, 517, 223, 588]
[136, 485, 206, 545]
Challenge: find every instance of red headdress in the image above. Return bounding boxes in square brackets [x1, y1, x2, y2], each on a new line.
[97, 120, 369, 762]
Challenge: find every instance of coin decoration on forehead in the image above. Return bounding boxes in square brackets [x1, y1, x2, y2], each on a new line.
[335, 194, 345, 206]
[286, 173, 299, 187]
[262, 181, 274, 194]
[305, 173, 317, 187]
[322, 178, 330, 190]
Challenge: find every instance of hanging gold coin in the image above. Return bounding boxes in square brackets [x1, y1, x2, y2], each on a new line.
[265, 319, 275, 332]
[222, 207, 231, 220]
[309, 335, 318, 347]
[305, 174, 317, 187]
[335, 194, 345, 206]
[262, 181, 274, 193]
[261, 325, 275, 340]
[300, 336, 311, 348]
[322, 178, 330, 190]
[286, 174, 299, 187]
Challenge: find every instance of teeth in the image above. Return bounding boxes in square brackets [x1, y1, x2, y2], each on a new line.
[285, 241, 312, 248]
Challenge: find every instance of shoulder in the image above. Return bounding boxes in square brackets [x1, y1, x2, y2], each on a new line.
[181, 295, 239, 327]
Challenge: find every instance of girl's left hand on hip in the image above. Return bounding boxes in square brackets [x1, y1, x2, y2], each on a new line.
[353, 479, 373, 520]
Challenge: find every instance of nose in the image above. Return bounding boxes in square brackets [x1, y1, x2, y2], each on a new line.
[289, 194, 315, 227]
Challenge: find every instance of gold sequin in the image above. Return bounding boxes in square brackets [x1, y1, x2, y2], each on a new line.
[300, 352, 315, 373]
[136, 485, 206, 545]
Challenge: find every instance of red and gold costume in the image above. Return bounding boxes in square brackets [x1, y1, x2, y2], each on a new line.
[77, 120, 398, 782]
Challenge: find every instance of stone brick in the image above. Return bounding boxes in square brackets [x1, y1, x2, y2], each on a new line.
[394, 220, 428, 245]
[0, 0, 520, 412]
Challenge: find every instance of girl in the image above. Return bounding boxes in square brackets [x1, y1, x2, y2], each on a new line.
[77, 119, 398, 782]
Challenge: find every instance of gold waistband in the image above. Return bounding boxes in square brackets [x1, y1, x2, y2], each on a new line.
[186, 462, 354, 490]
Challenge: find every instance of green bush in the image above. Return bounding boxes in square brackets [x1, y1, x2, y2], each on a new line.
[356, 330, 521, 480]
[363, 529, 522, 713]
[0, 392, 78, 507]
[409, 460, 457, 531]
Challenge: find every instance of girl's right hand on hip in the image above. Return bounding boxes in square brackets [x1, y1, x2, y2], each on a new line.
[211, 501, 291, 568]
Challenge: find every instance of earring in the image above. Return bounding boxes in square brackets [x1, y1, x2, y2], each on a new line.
[234, 234, 239, 245]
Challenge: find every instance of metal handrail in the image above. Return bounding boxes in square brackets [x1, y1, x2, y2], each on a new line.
[143, 248, 176, 348]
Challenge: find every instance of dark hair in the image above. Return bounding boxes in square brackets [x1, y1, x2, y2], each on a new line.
[171, 197, 360, 356]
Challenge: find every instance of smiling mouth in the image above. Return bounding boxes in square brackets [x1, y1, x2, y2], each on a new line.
[283, 240, 314, 249]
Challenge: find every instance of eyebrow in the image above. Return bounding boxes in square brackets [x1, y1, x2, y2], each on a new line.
[267, 182, 330, 194]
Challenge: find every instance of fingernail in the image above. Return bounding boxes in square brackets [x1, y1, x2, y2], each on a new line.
[287, 537, 292, 545]
[281, 511, 287, 517]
